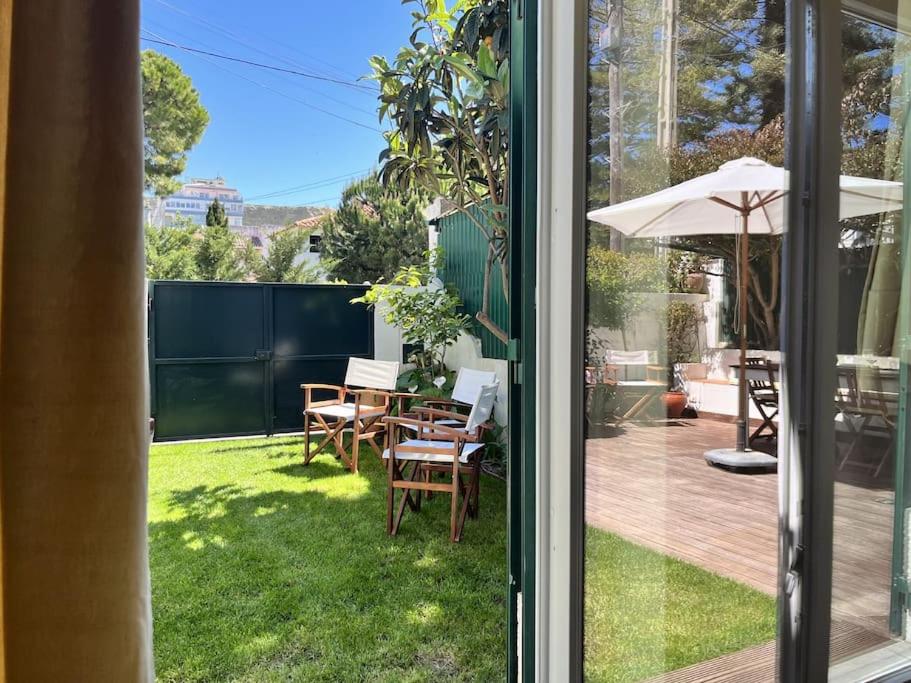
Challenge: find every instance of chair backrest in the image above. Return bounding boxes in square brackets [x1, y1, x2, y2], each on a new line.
[465, 383, 499, 433]
[451, 367, 499, 406]
[604, 349, 651, 365]
[345, 357, 400, 391]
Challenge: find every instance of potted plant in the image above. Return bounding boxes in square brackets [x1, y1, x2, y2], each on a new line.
[662, 300, 701, 418]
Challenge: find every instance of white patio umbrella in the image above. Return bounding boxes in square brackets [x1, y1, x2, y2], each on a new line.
[587, 156, 902, 466]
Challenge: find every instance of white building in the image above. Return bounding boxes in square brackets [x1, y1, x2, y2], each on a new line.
[161, 177, 244, 228]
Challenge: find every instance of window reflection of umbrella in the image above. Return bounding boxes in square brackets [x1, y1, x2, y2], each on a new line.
[587, 156, 903, 470]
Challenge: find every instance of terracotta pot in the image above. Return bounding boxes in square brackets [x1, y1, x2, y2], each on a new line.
[661, 391, 687, 419]
[685, 272, 706, 293]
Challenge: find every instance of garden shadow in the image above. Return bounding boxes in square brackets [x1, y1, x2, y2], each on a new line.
[149, 460, 508, 681]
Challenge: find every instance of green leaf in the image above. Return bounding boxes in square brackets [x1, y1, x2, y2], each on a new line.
[442, 54, 482, 85]
[477, 43, 497, 79]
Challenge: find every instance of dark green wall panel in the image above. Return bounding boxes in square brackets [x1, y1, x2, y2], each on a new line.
[437, 204, 509, 360]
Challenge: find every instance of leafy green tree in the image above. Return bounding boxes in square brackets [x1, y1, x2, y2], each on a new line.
[141, 50, 210, 196]
[353, 249, 471, 379]
[254, 228, 322, 283]
[144, 223, 197, 280]
[194, 224, 248, 281]
[370, 0, 510, 340]
[321, 174, 428, 283]
[205, 198, 229, 228]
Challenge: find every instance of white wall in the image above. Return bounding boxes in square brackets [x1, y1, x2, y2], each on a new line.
[372, 299, 404, 364]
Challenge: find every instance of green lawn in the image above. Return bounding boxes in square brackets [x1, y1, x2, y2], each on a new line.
[148, 436, 508, 682]
[149, 436, 776, 682]
[585, 527, 777, 682]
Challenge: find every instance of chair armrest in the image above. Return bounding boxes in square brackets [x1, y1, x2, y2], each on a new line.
[301, 383, 344, 411]
[413, 406, 470, 423]
[300, 383, 344, 392]
[383, 415, 467, 440]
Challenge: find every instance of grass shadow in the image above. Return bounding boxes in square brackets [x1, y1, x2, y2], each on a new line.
[149, 439, 508, 682]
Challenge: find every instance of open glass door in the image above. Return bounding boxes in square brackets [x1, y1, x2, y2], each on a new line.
[826, 2, 911, 679]
[578, 0, 788, 680]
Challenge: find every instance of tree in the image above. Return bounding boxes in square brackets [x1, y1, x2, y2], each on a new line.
[353, 250, 471, 379]
[144, 222, 197, 280]
[194, 224, 249, 281]
[371, 0, 510, 340]
[205, 198, 228, 228]
[254, 227, 322, 283]
[141, 50, 210, 197]
[321, 173, 429, 283]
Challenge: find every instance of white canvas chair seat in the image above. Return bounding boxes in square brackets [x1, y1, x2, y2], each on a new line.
[383, 440, 484, 464]
[306, 403, 358, 420]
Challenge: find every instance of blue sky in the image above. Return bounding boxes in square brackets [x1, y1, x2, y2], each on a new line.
[141, 0, 415, 207]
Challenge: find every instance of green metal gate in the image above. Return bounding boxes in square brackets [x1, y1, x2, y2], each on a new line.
[148, 281, 372, 441]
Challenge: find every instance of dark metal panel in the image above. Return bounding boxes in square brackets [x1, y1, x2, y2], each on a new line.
[154, 361, 267, 440]
[272, 285, 371, 359]
[154, 282, 265, 359]
[150, 281, 374, 441]
[271, 358, 351, 432]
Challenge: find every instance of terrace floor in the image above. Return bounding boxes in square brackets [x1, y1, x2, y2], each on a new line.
[586, 417, 897, 680]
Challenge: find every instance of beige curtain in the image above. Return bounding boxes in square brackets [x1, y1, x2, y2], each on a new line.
[0, 1, 153, 680]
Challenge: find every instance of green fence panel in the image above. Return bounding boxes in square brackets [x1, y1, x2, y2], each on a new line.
[149, 281, 372, 441]
[437, 206, 509, 360]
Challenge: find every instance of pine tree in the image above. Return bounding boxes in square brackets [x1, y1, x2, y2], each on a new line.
[321, 174, 428, 284]
[205, 198, 228, 228]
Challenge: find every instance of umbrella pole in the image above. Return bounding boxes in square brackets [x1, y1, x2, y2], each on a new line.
[736, 206, 750, 451]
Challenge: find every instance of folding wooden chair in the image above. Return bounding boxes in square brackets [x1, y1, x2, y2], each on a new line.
[383, 383, 498, 542]
[836, 365, 897, 478]
[745, 358, 779, 444]
[301, 357, 399, 474]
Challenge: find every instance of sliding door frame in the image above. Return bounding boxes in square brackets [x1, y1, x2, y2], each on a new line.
[778, 0, 841, 678]
[536, 0, 855, 680]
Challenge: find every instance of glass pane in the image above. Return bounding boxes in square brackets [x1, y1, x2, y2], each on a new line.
[582, 1, 785, 680]
[829, 2, 911, 677]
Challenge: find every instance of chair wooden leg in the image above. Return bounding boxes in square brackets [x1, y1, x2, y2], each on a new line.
[386, 453, 396, 535]
[350, 420, 361, 474]
[449, 461, 460, 543]
[470, 460, 481, 519]
[303, 412, 311, 463]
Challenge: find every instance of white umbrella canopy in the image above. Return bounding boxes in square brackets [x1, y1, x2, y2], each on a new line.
[586, 156, 903, 238]
[586, 156, 903, 460]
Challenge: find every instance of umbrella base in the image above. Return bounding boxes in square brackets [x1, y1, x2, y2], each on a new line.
[704, 447, 777, 473]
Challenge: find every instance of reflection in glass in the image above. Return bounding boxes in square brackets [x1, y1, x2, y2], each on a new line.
[828, 5, 911, 678]
[583, 0, 784, 679]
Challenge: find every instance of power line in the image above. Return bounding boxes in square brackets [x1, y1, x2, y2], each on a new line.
[150, 0, 366, 85]
[245, 168, 372, 202]
[142, 22, 378, 117]
[141, 32, 381, 133]
[141, 36, 374, 92]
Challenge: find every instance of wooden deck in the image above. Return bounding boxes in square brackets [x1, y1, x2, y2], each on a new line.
[585, 417, 897, 679]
